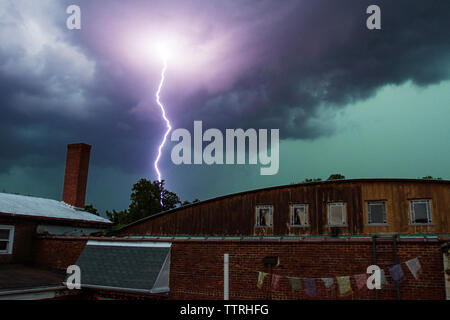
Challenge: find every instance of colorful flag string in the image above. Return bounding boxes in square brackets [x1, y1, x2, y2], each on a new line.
[255, 256, 424, 294]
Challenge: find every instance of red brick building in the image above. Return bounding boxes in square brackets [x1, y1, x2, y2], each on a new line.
[2, 143, 449, 300]
[110, 178, 450, 300]
[0, 143, 111, 299]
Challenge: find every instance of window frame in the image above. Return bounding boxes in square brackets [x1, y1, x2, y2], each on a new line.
[0, 225, 15, 254]
[290, 204, 309, 227]
[366, 201, 388, 226]
[255, 205, 273, 228]
[409, 199, 433, 225]
[327, 202, 347, 227]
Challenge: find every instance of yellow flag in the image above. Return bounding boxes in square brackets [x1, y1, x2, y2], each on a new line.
[257, 272, 268, 289]
[337, 276, 352, 296]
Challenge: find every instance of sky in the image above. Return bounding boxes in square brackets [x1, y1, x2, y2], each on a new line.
[0, 0, 449, 216]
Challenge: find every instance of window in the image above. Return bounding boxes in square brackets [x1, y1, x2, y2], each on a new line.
[290, 204, 309, 226]
[255, 205, 273, 227]
[367, 201, 387, 224]
[0, 225, 14, 254]
[410, 200, 432, 224]
[327, 203, 347, 226]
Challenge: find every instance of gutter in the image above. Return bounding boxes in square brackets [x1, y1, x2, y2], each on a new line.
[37, 234, 450, 243]
[75, 284, 169, 295]
[0, 285, 67, 297]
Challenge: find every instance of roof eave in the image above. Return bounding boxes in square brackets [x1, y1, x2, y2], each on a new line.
[0, 211, 112, 227]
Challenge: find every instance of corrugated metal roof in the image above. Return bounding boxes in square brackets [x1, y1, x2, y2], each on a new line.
[0, 192, 111, 224]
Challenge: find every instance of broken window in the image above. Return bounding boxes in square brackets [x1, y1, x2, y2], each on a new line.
[290, 204, 308, 226]
[328, 203, 347, 226]
[255, 205, 273, 227]
[410, 200, 432, 224]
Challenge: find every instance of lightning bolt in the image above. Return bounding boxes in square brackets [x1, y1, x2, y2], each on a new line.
[154, 57, 171, 206]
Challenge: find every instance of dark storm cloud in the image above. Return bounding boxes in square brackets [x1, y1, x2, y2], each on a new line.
[1, 0, 450, 177]
[176, 0, 450, 139]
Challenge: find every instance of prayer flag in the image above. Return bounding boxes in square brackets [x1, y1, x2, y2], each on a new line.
[257, 272, 268, 289]
[337, 276, 352, 296]
[405, 258, 422, 280]
[271, 274, 282, 290]
[287, 277, 303, 291]
[388, 264, 404, 283]
[303, 278, 317, 297]
[321, 277, 334, 289]
[354, 273, 368, 290]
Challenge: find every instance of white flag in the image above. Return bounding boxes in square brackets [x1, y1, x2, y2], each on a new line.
[406, 258, 422, 280]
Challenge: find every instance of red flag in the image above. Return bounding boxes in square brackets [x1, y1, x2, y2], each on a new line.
[271, 274, 282, 290]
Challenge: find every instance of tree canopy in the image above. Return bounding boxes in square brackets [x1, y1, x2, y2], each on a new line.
[421, 176, 442, 180]
[107, 179, 195, 227]
[327, 173, 346, 180]
[84, 204, 99, 216]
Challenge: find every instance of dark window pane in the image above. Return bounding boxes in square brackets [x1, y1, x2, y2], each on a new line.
[292, 206, 307, 225]
[0, 230, 10, 240]
[413, 202, 428, 223]
[0, 241, 7, 251]
[368, 203, 385, 224]
[257, 207, 272, 227]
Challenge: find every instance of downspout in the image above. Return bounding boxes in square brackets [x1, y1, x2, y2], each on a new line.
[442, 243, 450, 300]
[224, 253, 229, 300]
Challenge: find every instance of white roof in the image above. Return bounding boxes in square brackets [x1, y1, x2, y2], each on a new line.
[0, 193, 111, 224]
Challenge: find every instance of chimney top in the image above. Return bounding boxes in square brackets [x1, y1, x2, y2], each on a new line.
[62, 143, 92, 208]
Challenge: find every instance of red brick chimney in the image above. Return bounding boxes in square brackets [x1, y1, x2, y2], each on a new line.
[62, 143, 91, 208]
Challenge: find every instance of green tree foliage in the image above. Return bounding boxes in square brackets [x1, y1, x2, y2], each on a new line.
[84, 204, 99, 216]
[421, 176, 443, 180]
[181, 199, 200, 206]
[106, 209, 129, 226]
[128, 179, 180, 222]
[105, 179, 199, 227]
[327, 173, 346, 180]
[301, 178, 322, 183]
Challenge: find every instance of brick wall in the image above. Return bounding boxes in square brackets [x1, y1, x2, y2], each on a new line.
[27, 236, 447, 300]
[62, 143, 91, 208]
[33, 237, 87, 270]
[0, 219, 36, 264]
[169, 239, 447, 300]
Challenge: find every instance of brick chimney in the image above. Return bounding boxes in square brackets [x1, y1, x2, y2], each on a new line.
[62, 143, 91, 208]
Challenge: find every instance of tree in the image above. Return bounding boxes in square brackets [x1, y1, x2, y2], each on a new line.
[106, 179, 181, 226]
[181, 199, 200, 206]
[106, 209, 129, 225]
[302, 178, 322, 183]
[421, 176, 443, 180]
[327, 173, 346, 180]
[84, 204, 99, 216]
[128, 179, 180, 222]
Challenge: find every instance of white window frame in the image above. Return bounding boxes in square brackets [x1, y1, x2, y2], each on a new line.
[367, 201, 388, 225]
[255, 205, 273, 227]
[0, 225, 15, 254]
[410, 199, 432, 225]
[290, 204, 309, 227]
[327, 202, 347, 227]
